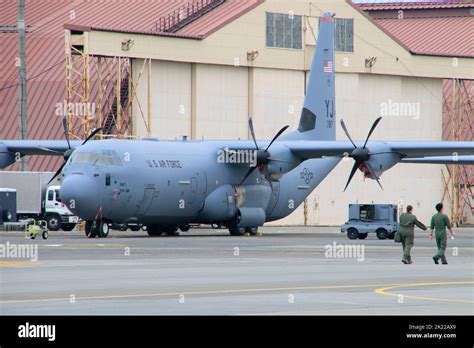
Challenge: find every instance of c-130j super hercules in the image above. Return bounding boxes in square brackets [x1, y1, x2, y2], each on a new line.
[1, 13, 473, 238]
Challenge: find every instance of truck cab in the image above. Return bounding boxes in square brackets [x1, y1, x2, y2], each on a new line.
[44, 185, 80, 231]
[341, 204, 399, 240]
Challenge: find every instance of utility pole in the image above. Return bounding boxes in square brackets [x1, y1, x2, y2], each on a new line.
[18, 0, 27, 171]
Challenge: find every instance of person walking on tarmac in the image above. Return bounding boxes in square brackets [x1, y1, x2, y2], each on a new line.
[399, 205, 427, 264]
[430, 203, 454, 265]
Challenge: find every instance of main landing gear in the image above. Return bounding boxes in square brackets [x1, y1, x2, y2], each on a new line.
[146, 224, 179, 237]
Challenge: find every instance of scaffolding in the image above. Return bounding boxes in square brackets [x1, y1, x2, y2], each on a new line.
[64, 29, 153, 141]
[441, 79, 473, 225]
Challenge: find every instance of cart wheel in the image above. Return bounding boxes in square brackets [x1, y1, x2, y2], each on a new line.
[42, 231, 48, 239]
[347, 228, 359, 240]
[376, 228, 388, 240]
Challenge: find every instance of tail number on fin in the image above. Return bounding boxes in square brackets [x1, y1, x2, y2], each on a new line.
[325, 99, 334, 128]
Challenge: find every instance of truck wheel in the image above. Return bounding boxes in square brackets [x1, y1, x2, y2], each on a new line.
[46, 215, 61, 231]
[61, 223, 75, 231]
[85, 221, 97, 238]
[358, 233, 368, 240]
[347, 228, 359, 240]
[98, 221, 110, 238]
[376, 228, 388, 240]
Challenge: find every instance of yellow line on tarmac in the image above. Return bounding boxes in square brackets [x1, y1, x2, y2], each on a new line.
[0, 282, 396, 304]
[0, 261, 41, 267]
[375, 281, 474, 304]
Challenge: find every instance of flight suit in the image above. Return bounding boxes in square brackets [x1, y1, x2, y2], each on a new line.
[430, 212, 452, 264]
[399, 212, 426, 264]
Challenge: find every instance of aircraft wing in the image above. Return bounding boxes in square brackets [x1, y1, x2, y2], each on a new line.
[401, 155, 474, 164]
[288, 141, 474, 160]
[0, 140, 82, 156]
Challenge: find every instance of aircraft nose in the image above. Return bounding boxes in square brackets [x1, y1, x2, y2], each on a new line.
[60, 174, 101, 221]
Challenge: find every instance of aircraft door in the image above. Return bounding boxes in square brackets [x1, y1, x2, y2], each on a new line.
[188, 177, 197, 204]
[136, 185, 156, 216]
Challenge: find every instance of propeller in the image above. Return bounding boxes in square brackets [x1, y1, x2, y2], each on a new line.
[340, 117, 384, 191]
[238, 118, 289, 186]
[47, 116, 102, 184]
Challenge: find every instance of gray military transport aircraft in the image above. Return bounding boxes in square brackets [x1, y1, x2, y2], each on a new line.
[1, 13, 473, 238]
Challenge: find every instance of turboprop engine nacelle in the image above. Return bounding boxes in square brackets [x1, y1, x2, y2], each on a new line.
[360, 151, 400, 179]
[265, 144, 300, 181]
[0, 145, 16, 169]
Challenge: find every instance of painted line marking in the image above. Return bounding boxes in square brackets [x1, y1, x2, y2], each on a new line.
[375, 281, 474, 304]
[0, 261, 41, 267]
[0, 283, 393, 304]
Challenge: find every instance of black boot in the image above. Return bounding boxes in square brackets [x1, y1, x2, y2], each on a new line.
[433, 256, 439, 264]
[441, 256, 448, 265]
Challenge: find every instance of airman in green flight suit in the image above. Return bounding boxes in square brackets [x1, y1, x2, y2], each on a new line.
[398, 205, 427, 264]
[430, 203, 454, 265]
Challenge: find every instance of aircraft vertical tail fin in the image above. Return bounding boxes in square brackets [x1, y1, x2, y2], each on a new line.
[283, 12, 336, 141]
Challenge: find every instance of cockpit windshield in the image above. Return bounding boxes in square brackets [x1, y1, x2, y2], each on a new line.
[67, 150, 122, 166]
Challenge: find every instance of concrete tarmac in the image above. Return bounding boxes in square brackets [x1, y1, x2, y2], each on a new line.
[0, 226, 473, 315]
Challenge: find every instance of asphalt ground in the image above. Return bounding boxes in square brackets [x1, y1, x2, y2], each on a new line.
[0, 226, 473, 315]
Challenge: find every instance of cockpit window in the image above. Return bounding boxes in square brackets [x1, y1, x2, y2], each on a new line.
[67, 150, 122, 166]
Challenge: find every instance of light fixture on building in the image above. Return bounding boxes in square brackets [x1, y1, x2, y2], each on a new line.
[121, 38, 135, 51]
[247, 49, 259, 61]
[365, 56, 377, 68]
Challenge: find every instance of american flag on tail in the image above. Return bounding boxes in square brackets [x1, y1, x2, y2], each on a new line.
[323, 60, 333, 73]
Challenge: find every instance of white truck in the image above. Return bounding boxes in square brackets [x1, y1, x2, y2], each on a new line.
[0, 171, 80, 231]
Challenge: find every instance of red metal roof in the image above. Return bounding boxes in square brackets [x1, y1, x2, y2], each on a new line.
[355, 1, 474, 58]
[0, 0, 263, 171]
[357, 1, 473, 11]
[374, 16, 474, 57]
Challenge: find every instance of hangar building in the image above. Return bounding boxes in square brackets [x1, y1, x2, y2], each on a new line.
[1, 0, 472, 225]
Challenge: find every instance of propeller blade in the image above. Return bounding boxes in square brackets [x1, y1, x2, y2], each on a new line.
[37, 146, 63, 155]
[238, 166, 257, 186]
[47, 161, 66, 185]
[344, 160, 362, 192]
[340, 119, 357, 149]
[248, 118, 259, 150]
[62, 116, 71, 150]
[265, 125, 289, 152]
[82, 128, 103, 145]
[363, 116, 382, 148]
[365, 161, 384, 190]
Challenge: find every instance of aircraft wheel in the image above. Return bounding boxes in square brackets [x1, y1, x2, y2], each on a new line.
[147, 224, 161, 237]
[245, 226, 258, 236]
[85, 221, 98, 238]
[376, 228, 388, 240]
[179, 224, 190, 232]
[358, 233, 368, 240]
[163, 226, 179, 236]
[347, 228, 359, 240]
[98, 221, 110, 238]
